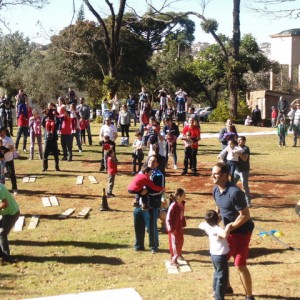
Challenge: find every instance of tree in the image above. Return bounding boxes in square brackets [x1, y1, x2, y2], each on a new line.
[247, 0, 300, 18]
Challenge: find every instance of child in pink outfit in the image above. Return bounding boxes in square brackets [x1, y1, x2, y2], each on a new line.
[29, 109, 43, 160]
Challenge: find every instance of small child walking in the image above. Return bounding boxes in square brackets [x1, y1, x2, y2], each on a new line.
[131, 131, 144, 175]
[79, 117, 89, 145]
[217, 140, 243, 182]
[165, 188, 186, 266]
[277, 118, 288, 147]
[199, 210, 232, 300]
[106, 149, 118, 197]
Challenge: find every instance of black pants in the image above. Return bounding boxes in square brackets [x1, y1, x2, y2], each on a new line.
[6, 159, 17, 190]
[43, 140, 59, 170]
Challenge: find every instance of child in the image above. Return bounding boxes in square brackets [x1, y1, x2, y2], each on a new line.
[127, 166, 164, 210]
[99, 135, 115, 171]
[106, 149, 118, 197]
[217, 140, 243, 182]
[277, 118, 288, 147]
[181, 131, 193, 174]
[271, 106, 278, 128]
[0, 139, 10, 184]
[165, 188, 186, 266]
[79, 117, 89, 145]
[199, 210, 232, 300]
[29, 109, 43, 160]
[131, 131, 144, 175]
[244, 115, 252, 126]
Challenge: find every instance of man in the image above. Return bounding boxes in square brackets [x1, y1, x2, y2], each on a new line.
[212, 162, 255, 300]
[251, 105, 261, 126]
[175, 89, 187, 126]
[277, 96, 289, 122]
[77, 97, 92, 145]
[0, 127, 18, 195]
[126, 93, 137, 126]
[182, 117, 201, 175]
[0, 183, 20, 263]
[292, 103, 300, 147]
[163, 116, 180, 170]
[99, 117, 118, 149]
[234, 136, 251, 207]
[148, 155, 165, 254]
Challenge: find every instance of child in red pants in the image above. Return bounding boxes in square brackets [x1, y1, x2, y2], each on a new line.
[166, 188, 186, 265]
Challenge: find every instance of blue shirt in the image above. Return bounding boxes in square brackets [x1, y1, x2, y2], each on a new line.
[213, 182, 254, 234]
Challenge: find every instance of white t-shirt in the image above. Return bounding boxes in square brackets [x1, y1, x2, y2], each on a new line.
[199, 222, 230, 255]
[99, 124, 117, 141]
[2, 135, 14, 162]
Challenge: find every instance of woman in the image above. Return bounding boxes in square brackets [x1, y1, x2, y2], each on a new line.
[117, 104, 131, 141]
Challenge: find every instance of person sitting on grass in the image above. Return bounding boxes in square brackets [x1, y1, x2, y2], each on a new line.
[127, 166, 165, 211]
[199, 210, 232, 300]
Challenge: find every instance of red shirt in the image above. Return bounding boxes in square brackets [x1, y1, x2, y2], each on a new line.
[127, 173, 164, 193]
[182, 125, 201, 149]
[61, 116, 72, 135]
[271, 109, 278, 118]
[107, 157, 118, 175]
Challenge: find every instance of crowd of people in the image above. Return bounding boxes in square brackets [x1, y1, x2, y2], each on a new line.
[2, 86, 300, 300]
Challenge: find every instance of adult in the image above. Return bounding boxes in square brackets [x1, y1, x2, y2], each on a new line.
[60, 108, 73, 161]
[277, 96, 289, 122]
[158, 88, 168, 121]
[212, 162, 255, 300]
[163, 116, 180, 170]
[148, 155, 165, 254]
[77, 97, 92, 145]
[0, 127, 18, 195]
[219, 119, 238, 149]
[99, 117, 117, 154]
[15, 90, 29, 152]
[127, 93, 138, 126]
[110, 94, 120, 123]
[117, 104, 131, 140]
[292, 102, 300, 147]
[251, 105, 262, 126]
[67, 87, 76, 105]
[182, 117, 201, 176]
[175, 88, 187, 126]
[0, 183, 20, 263]
[234, 136, 251, 207]
[138, 87, 150, 113]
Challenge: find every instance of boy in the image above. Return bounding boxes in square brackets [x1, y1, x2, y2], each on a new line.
[277, 118, 288, 147]
[199, 210, 232, 300]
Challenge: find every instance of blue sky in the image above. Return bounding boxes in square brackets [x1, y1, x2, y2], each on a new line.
[2, 0, 300, 45]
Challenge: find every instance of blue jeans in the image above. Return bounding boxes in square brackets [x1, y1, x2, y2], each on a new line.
[133, 207, 149, 250]
[211, 254, 229, 300]
[234, 170, 251, 204]
[148, 207, 159, 251]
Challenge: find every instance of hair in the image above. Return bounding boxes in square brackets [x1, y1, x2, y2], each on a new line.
[142, 166, 152, 174]
[169, 188, 185, 204]
[204, 210, 219, 226]
[135, 131, 142, 137]
[213, 162, 229, 174]
[238, 135, 246, 141]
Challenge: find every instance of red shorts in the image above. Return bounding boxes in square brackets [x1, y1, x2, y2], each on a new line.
[227, 232, 252, 267]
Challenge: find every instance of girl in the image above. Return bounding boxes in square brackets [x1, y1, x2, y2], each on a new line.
[131, 131, 144, 175]
[29, 109, 43, 160]
[165, 188, 186, 266]
[69, 103, 82, 153]
[79, 116, 89, 145]
[106, 149, 118, 197]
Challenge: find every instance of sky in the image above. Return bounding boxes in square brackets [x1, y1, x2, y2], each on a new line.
[2, 0, 300, 45]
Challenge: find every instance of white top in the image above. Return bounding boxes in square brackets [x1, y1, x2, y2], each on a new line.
[99, 124, 117, 141]
[2, 135, 14, 162]
[199, 222, 230, 255]
[219, 145, 243, 162]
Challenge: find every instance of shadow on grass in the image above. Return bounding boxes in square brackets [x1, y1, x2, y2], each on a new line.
[11, 240, 127, 250]
[19, 190, 97, 200]
[253, 295, 300, 300]
[250, 247, 292, 259]
[251, 178, 300, 185]
[13, 254, 124, 265]
[184, 227, 204, 237]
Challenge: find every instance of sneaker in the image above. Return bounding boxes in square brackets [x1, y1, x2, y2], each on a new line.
[174, 164, 178, 170]
[151, 249, 158, 254]
[226, 286, 234, 295]
[181, 171, 187, 175]
[79, 150, 82, 153]
[131, 172, 137, 175]
[12, 189, 18, 195]
[61, 157, 67, 161]
[42, 169, 47, 172]
[55, 167, 61, 171]
[23, 149, 27, 152]
[107, 193, 115, 198]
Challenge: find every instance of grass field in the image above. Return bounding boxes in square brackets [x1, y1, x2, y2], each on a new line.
[1, 121, 300, 300]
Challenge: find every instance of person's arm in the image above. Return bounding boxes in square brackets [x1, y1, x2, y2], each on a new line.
[113, 127, 118, 140]
[230, 207, 250, 231]
[0, 199, 8, 209]
[218, 222, 233, 238]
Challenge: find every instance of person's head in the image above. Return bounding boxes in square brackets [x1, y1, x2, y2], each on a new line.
[104, 117, 111, 125]
[255, 105, 259, 109]
[188, 107, 195, 113]
[148, 155, 158, 169]
[238, 136, 246, 146]
[70, 103, 76, 110]
[135, 131, 142, 139]
[211, 162, 229, 186]
[32, 109, 38, 116]
[129, 93, 133, 99]
[0, 127, 7, 138]
[271, 106, 275, 110]
[104, 135, 110, 142]
[174, 188, 185, 203]
[79, 97, 85, 104]
[296, 103, 300, 110]
[204, 210, 219, 226]
[142, 166, 153, 177]
[165, 116, 172, 125]
[106, 149, 115, 158]
[227, 139, 235, 148]
[226, 119, 233, 126]
[188, 117, 195, 126]
[122, 104, 128, 111]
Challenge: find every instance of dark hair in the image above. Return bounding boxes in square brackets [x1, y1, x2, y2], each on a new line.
[135, 131, 142, 137]
[238, 135, 246, 141]
[213, 162, 229, 174]
[204, 210, 219, 226]
[142, 166, 152, 174]
[169, 188, 185, 204]
[106, 149, 114, 157]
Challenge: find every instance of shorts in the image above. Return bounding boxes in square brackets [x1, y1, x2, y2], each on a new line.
[227, 232, 252, 267]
